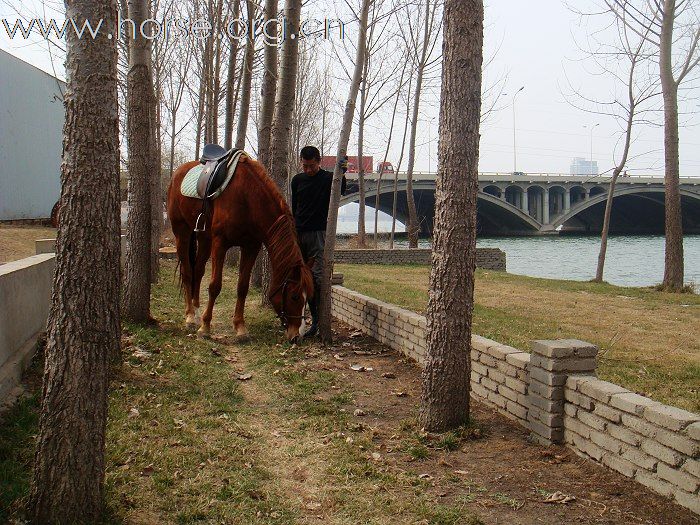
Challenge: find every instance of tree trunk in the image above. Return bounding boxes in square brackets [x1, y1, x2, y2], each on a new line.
[405, 0, 431, 249]
[251, 0, 279, 290]
[375, 62, 407, 247]
[660, 0, 684, 292]
[390, 76, 413, 249]
[357, 64, 368, 247]
[235, 0, 256, 150]
[28, 0, 121, 521]
[419, 0, 483, 432]
[257, 0, 278, 170]
[122, 0, 157, 322]
[264, 0, 302, 304]
[224, 0, 241, 150]
[318, 0, 372, 343]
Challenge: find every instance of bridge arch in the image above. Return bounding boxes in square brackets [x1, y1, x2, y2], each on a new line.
[341, 180, 541, 234]
[482, 185, 502, 198]
[552, 186, 700, 232]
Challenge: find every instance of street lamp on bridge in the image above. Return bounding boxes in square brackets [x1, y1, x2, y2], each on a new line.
[583, 123, 600, 174]
[512, 86, 525, 174]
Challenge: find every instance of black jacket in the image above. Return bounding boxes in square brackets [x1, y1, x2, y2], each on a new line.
[291, 169, 347, 232]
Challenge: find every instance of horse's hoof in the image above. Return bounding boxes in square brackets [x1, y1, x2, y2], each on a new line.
[185, 321, 197, 331]
[235, 333, 251, 344]
[197, 327, 211, 339]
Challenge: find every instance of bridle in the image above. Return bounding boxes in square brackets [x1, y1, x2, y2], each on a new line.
[268, 266, 306, 329]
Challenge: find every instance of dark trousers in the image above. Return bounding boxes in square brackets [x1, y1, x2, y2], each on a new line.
[297, 230, 325, 321]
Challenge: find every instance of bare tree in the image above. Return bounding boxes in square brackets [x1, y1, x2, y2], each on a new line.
[401, 0, 443, 248]
[420, 0, 483, 432]
[318, 0, 373, 343]
[390, 73, 414, 248]
[374, 55, 409, 247]
[564, 15, 660, 281]
[29, 0, 121, 520]
[257, 0, 279, 168]
[603, 0, 700, 291]
[250, 0, 279, 290]
[236, 0, 258, 149]
[224, 0, 243, 149]
[123, 0, 159, 321]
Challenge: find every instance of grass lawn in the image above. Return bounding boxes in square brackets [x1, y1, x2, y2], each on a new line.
[0, 225, 56, 264]
[337, 264, 700, 413]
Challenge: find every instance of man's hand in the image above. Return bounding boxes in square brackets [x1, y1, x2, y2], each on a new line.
[339, 156, 348, 174]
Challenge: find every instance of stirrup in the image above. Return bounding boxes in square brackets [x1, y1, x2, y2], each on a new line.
[194, 212, 206, 232]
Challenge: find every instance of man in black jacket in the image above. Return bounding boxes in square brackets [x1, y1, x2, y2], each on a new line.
[291, 146, 347, 337]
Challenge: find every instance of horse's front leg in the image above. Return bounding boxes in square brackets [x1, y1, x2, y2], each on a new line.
[233, 243, 261, 341]
[198, 238, 226, 338]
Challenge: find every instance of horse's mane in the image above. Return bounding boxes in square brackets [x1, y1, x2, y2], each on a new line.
[243, 157, 315, 299]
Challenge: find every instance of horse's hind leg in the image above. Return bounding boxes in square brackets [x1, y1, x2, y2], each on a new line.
[192, 235, 211, 324]
[174, 230, 196, 328]
[198, 237, 226, 338]
[233, 243, 261, 341]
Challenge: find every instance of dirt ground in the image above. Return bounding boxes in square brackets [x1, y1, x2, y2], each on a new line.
[260, 323, 699, 525]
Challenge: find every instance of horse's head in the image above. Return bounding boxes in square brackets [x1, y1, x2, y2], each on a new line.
[269, 262, 315, 343]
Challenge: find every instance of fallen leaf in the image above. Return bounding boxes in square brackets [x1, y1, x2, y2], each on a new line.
[333, 353, 344, 361]
[543, 491, 576, 504]
[131, 347, 151, 359]
[350, 330, 363, 338]
[237, 373, 253, 381]
[371, 452, 381, 461]
[418, 473, 433, 480]
[305, 502, 322, 510]
[211, 348, 222, 357]
[353, 409, 366, 417]
[381, 372, 396, 379]
[350, 364, 365, 372]
[128, 408, 140, 418]
[391, 390, 408, 397]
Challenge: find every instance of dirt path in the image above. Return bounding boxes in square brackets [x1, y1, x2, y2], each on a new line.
[219, 322, 698, 525]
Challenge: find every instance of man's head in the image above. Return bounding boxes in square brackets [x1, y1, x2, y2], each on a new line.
[300, 146, 321, 176]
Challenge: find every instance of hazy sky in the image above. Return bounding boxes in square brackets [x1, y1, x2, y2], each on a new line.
[2, 0, 699, 176]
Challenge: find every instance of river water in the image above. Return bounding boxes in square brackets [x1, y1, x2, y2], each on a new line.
[393, 235, 700, 288]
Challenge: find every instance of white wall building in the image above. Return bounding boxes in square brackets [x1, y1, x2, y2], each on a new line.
[570, 157, 599, 176]
[0, 49, 65, 220]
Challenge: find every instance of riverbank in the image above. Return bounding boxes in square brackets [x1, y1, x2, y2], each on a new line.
[337, 264, 700, 413]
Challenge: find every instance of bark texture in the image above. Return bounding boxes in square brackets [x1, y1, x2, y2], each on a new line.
[29, 0, 121, 521]
[122, 0, 158, 321]
[419, 0, 483, 432]
[318, 0, 372, 343]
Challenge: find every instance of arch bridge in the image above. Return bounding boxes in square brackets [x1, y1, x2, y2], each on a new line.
[340, 172, 700, 236]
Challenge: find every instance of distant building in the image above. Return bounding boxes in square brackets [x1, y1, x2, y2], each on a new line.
[570, 157, 598, 176]
[0, 49, 65, 220]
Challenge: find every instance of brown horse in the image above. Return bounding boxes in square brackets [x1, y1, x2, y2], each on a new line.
[166, 154, 314, 342]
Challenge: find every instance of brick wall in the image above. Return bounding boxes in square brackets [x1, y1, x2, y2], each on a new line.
[334, 248, 506, 271]
[331, 285, 700, 514]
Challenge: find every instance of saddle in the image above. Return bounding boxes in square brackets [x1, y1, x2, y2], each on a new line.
[192, 144, 245, 231]
[198, 144, 237, 199]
